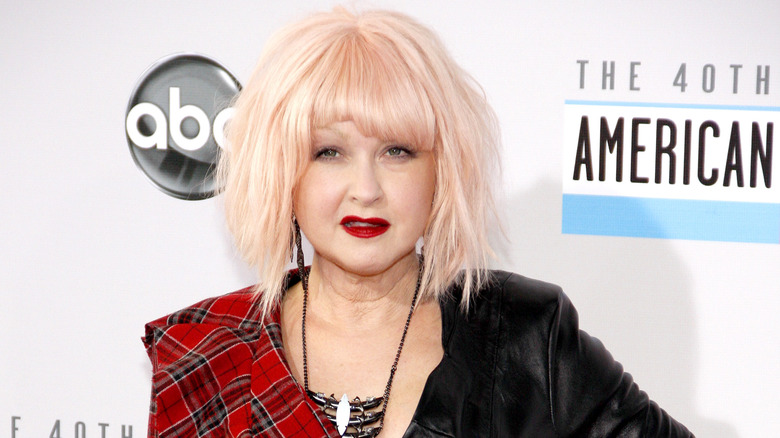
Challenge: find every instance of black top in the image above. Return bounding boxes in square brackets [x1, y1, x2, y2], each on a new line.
[404, 271, 693, 437]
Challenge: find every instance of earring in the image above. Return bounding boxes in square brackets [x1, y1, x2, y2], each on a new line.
[293, 215, 308, 289]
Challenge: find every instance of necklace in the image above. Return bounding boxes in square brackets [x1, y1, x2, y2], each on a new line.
[298, 255, 422, 438]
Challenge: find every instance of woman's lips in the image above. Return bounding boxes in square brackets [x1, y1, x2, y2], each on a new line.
[340, 216, 390, 238]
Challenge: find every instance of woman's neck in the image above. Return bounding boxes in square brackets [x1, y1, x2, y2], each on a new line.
[306, 252, 421, 329]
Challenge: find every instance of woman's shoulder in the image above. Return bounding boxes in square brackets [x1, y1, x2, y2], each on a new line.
[486, 270, 563, 303]
[457, 270, 567, 321]
[145, 285, 262, 332]
[142, 286, 266, 357]
[439, 270, 569, 350]
[141, 287, 318, 436]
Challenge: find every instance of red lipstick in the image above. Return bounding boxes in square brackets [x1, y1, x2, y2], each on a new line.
[340, 216, 390, 238]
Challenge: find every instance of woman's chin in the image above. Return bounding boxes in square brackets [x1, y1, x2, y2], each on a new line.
[316, 253, 417, 279]
[336, 261, 392, 278]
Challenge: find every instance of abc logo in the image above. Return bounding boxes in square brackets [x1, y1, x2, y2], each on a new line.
[126, 87, 234, 153]
[125, 53, 241, 200]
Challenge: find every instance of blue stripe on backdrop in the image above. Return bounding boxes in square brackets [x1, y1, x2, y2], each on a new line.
[562, 194, 780, 244]
[564, 100, 780, 112]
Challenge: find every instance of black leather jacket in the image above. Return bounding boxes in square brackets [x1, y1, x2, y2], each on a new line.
[403, 271, 693, 437]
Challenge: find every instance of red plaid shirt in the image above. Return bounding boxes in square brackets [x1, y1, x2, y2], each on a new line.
[143, 283, 340, 437]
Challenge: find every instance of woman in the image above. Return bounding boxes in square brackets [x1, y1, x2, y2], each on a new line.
[144, 7, 693, 437]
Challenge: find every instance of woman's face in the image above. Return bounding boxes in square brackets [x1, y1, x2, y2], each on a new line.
[294, 120, 435, 277]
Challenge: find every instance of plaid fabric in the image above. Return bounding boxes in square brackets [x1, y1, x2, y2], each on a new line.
[143, 284, 340, 438]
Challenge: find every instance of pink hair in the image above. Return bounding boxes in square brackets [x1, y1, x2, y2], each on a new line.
[218, 7, 501, 315]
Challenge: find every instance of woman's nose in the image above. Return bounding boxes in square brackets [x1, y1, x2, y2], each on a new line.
[349, 160, 383, 205]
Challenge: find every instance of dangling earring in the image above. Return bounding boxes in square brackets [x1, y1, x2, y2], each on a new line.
[293, 215, 308, 289]
[290, 216, 296, 263]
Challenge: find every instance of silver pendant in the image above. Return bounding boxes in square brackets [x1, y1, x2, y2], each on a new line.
[306, 391, 385, 437]
[336, 393, 350, 435]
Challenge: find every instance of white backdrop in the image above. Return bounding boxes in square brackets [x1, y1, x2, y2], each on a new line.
[2, 1, 778, 437]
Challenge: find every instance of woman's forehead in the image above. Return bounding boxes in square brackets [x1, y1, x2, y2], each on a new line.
[312, 123, 350, 139]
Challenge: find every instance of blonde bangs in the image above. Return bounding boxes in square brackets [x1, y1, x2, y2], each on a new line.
[308, 31, 436, 151]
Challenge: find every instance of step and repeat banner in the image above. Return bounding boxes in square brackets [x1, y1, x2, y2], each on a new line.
[2, 1, 777, 437]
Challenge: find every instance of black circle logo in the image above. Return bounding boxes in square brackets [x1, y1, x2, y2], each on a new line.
[125, 53, 241, 200]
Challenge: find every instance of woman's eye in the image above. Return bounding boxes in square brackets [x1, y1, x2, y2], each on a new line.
[386, 146, 411, 157]
[315, 148, 340, 159]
